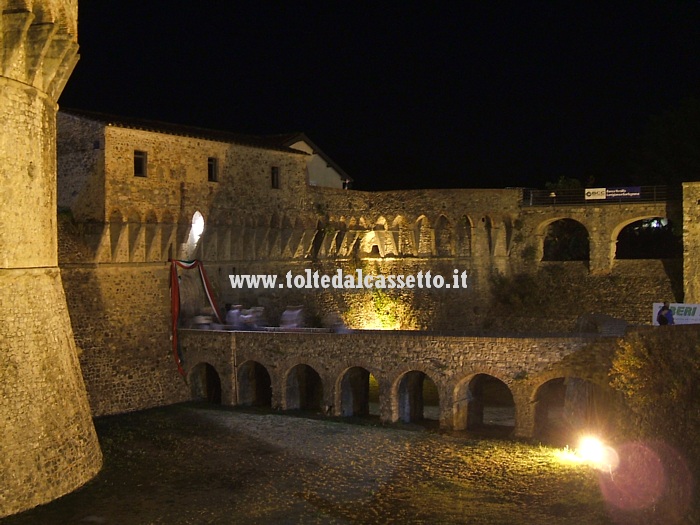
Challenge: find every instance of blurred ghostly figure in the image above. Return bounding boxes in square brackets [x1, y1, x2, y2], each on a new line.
[280, 306, 304, 329]
[241, 307, 265, 330]
[225, 304, 243, 329]
[324, 312, 350, 333]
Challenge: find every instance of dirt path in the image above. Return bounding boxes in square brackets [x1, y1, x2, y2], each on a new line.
[1, 404, 618, 524]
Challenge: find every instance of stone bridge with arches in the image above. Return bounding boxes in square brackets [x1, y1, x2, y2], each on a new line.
[179, 329, 616, 441]
[518, 197, 679, 274]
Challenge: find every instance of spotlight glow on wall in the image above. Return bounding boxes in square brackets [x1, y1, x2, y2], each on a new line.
[191, 211, 205, 244]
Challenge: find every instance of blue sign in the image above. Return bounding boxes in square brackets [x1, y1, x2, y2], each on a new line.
[606, 186, 641, 199]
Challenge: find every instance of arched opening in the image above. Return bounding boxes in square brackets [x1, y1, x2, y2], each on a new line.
[466, 374, 514, 434]
[434, 215, 452, 256]
[285, 364, 323, 412]
[189, 362, 222, 404]
[457, 215, 472, 257]
[396, 371, 439, 425]
[542, 219, 589, 261]
[482, 216, 493, 255]
[183, 210, 205, 259]
[108, 209, 124, 259]
[334, 219, 347, 254]
[339, 367, 371, 418]
[237, 361, 272, 407]
[533, 378, 567, 444]
[161, 210, 175, 260]
[127, 210, 142, 262]
[615, 217, 682, 259]
[393, 216, 414, 256]
[415, 216, 432, 257]
[534, 377, 616, 446]
[311, 220, 324, 259]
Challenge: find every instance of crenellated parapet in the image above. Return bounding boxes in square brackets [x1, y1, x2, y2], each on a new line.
[1, 0, 78, 99]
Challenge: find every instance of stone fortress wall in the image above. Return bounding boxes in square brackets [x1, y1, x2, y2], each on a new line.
[0, 1, 102, 518]
[55, 111, 685, 421]
[3, 3, 697, 517]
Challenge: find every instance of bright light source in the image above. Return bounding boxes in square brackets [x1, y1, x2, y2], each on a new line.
[191, 211, 205, 243]
[576, 435, 619, 472]
[578, 436, 605, 463]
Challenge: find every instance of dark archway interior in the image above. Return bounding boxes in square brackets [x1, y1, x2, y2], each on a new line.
[340, 367, 370, 417]
[286, 364, 323, 411]
[398, 371, 425, 423]
[543, 219, 590, 261]
[534, 378, 567, 444]
[534, 377, 617, 446]
[467, 374, 514, 433]
[190, 363, 222, 404]
[397, 371, 440, 424]
[616, 217, 682, 259]
[238, 361, 272, 407]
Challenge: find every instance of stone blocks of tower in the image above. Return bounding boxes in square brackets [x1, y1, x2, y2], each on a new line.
[683, 182, 700, 303]
[0, 0, 102, 517]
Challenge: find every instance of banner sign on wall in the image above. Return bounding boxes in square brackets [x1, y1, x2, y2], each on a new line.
[585, 188, 606, 200]
[585, 187, 641, 200]
[652, 303, 700, 325]
[606, 186, 641, 199]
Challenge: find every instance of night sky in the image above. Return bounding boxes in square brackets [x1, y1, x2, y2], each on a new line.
[59, 1, 700, 191]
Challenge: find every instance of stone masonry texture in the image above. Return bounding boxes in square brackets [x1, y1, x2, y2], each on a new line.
[2, 5, 697, 516]
[0, 1, 102, 518]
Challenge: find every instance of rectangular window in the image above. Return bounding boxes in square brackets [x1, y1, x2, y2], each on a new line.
[207, 157, 218, 182]
[271, 166, 280, 189]
[134, 150, 147, 177]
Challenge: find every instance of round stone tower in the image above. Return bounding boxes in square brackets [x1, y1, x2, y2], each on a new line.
[0, 0, 102, 517]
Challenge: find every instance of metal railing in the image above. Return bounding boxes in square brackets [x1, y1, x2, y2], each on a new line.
[521, 185, 680, 206]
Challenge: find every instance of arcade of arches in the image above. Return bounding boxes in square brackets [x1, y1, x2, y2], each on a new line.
[181, 330, 618, 443]
[541, 216, 681, 262]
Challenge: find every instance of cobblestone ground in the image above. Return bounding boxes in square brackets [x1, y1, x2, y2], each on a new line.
[1, 404, 625, 524]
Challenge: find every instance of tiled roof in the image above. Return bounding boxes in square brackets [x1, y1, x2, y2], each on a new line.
[59, 108, 307, 154]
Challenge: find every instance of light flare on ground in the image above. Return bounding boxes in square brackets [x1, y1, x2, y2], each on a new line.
[553, 435, 619, 472]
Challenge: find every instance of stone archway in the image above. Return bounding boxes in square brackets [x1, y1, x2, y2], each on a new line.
[237, 360, 272, 407]
[189, 362, 222, 404]
[542, 218, 590, 261]
[285, 364, 323, 411]
[533, 377, 567, 444]
[395, 370, 439, 424]
[338, 367, 371, 417]
[614, 216, 681, 260]
[533, 376, 617, 446]
[464, 374, 515, 433]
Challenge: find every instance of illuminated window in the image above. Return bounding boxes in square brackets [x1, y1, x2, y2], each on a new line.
[207, 157, 218, 182]
[134, 150, 147, 177]
[271, 166, 280, 189]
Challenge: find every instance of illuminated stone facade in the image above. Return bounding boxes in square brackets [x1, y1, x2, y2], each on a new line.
[52, 110, 684, 427]
[0, 1, 102, 518]
[1, 3, 694, 517]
